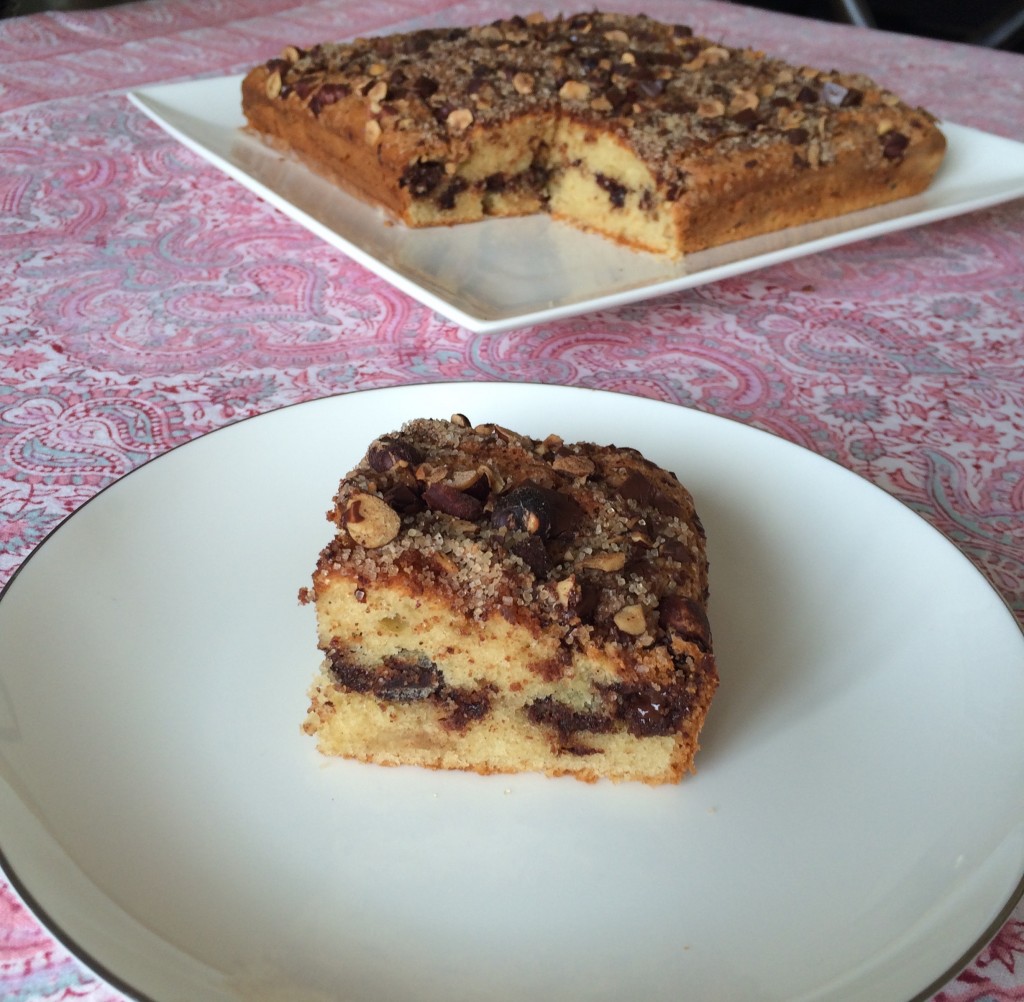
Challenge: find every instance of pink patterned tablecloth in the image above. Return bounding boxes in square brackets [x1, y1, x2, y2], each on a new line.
[1, 0, 1022, 999]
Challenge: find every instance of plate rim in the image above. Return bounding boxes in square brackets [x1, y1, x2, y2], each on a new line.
[126, 76, 1024, 333]
[1, 380, 1023, 1002]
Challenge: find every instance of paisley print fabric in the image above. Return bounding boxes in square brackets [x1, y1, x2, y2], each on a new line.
[1, 0, 1022, 999]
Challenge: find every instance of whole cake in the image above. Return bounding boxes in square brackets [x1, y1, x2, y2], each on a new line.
[300, 415, 718, 784]
[241, 10, 946, 256]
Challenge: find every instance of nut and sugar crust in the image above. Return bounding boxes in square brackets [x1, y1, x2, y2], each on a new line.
[302, 415, 719, 785]
[242, 11, 946, 256]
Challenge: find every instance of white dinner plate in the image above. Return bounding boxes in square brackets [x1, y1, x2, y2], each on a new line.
[1, 382, 1023, 1002]
[127, 75, 1024, 332]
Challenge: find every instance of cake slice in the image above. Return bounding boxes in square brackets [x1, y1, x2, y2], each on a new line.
[241, 10, 946, 257]
[300, 414, 718, 784]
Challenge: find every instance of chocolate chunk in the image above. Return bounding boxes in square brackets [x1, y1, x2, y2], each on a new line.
[526, 696, 613, 738]
[595, 173, 628, 208]
[613, 682, 689, 736]
[327, 648, 441, 702]
[400, 159, 445, 197]
[309, 82, 350, 115]
[437, 177, 469, 210]
[440, 685, 492, 731]
[368, 435, 423, 473]
[658, 594, 712, 649]
[881, 130, 909, 160]
[411, 73, 438, 97]
[491, 482, 582, 540]
[616, 470, 657, 503]
[376, 656, 441, 701]
[382, 483, 423, 515]
[509, 534, 549, 578]
[423, 482, 484, 520]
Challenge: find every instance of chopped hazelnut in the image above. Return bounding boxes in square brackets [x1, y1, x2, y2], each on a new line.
[446, 108, 474, 133]
[614, 604, 648, 636]
[364, 119, 382, 145]
[555, 575, 578, 607]
[414, 461, 449, 484]
[582, 551, 627, 572]
[553, 454, 596, 478]
[559, 80, 591, 102]
[698, 98, 725, 118]
[513, 72, 535, 95]
[728, 89, 759, 114]
[265, 70, 282, 99]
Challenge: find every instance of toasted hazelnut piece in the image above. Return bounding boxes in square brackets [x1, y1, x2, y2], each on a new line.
[553, 454, 596, 478]
[281, 45, 301, 62]
[614, 604, 647, 636]
[698, 98, 725, 118]
[728, 89, 759, 114]
[368, 62, 387, 76]
[778, 106, 807, 129]
[590, 96, 613, 113]
[446, 108, 474, 133]
[603, 28, 630, 43]
[366, 80, 388, 104]
[343, 492, 401, 548]
[450, 413, 471, 428]
[513, 72, 535, 95]
[432, 551, 459, 576]
[414, 461, 449, 484]
[449, 468, 486, 492]
[559, 80, 591, 102]
[364, 119, 382, 145]
[525, 11, 547, 24]
[477, 463, 504, 494]
[628, 528, 655, 547]
[582, 551, 626, 572]
[265, 70, 282, 99]
[703, 45, 731, 64]
[555, 575, 578, 607]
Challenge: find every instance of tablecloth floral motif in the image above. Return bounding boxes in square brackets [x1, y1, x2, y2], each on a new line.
[1, 0, 1022, 999]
